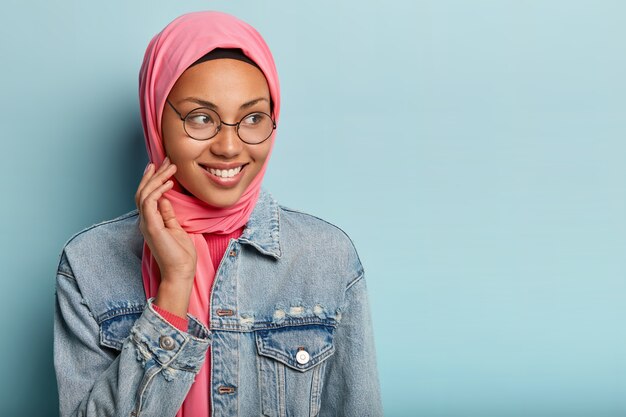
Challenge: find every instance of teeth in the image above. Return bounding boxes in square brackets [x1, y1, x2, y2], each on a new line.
[208, 166, 242, 178]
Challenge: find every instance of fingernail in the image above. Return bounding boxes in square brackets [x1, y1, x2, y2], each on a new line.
[163, 157, 170, 165]
[143, 163, 152, 173]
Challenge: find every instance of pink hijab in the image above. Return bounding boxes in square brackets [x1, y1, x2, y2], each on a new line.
[138, 11, 280, 416]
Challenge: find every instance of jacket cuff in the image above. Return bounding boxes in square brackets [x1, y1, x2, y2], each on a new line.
[129, 298, 210, 373]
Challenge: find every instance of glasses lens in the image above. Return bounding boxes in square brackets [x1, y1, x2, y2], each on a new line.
[184, 108, 219, 140]
[238, 112, 275, 144]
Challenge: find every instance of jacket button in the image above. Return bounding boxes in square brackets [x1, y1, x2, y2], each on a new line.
[296, 349, 310, 365]
[159, 335, 176, 351]
[216, 309, 235, 317]
[218, 386, 237, 394]
[229, 250, 237, 257]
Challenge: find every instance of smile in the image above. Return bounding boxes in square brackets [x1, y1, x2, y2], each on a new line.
[207, 166, 243, 178]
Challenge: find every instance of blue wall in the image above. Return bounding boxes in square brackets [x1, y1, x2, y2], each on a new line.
[1, 1, 624, 415]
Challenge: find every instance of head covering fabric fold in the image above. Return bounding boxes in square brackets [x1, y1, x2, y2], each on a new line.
[138, 11, 280, 417]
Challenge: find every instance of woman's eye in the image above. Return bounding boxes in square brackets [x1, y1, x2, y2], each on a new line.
[242, 113, 264, 126]
[187, 113, 215, 126]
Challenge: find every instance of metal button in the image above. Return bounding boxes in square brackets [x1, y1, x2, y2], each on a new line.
[216, 309, 235, 317]
[218, 386, 237, 394]
[229, 250, 237, 257]
[159, 335, 176, 351]
[296, 349, 310, 365]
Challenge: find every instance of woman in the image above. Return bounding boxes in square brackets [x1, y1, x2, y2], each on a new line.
[54, 11, 382, 417]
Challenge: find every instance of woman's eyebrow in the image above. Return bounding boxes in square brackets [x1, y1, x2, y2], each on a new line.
[240, 97, 270, 109]
[183, 97, 269, 110]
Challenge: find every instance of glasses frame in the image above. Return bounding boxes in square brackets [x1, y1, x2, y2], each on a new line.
[166, 99, 276, 144]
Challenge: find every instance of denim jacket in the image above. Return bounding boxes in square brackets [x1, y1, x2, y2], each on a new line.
[54, 189, 383, 417]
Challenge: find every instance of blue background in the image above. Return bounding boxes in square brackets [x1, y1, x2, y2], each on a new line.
[1, 1, 624, 416]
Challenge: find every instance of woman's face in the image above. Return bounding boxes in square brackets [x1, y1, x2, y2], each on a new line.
[161, 58, 273, 208]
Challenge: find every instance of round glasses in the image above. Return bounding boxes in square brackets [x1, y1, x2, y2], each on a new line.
[167, 100, 276, 144]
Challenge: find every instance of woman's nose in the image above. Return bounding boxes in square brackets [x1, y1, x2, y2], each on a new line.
[209, 124, 243, 158]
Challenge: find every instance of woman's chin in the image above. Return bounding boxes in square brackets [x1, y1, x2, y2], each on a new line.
[196, 187, 246, 208]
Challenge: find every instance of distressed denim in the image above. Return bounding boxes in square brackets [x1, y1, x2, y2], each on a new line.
[54, 189, 383, 417]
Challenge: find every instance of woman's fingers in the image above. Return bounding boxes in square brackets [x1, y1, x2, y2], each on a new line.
[140, 179, 175, 231]
[136, 163, 154, 201]
[136, 158, 176, 212]
[135, 163, 154, 208]
[136, 158, 169, 199]
[158, 196, 184, 231]
[134, 158, 195, 282]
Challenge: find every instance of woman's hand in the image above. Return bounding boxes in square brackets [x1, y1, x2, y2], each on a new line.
[135, 157, 196, 316]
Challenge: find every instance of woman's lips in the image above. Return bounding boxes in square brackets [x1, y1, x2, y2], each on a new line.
[201, 163, 248, 188]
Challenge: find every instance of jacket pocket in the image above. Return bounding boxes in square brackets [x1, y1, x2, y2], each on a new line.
[255, 324, 335, 417]
[99, 305, 144, 351]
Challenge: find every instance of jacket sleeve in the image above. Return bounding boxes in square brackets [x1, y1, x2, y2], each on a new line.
[319, 273, 384, 417]
[54, 251, 210, 417]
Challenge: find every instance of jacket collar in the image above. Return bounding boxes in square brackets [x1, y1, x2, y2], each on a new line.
[238, 188, 282, 259]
